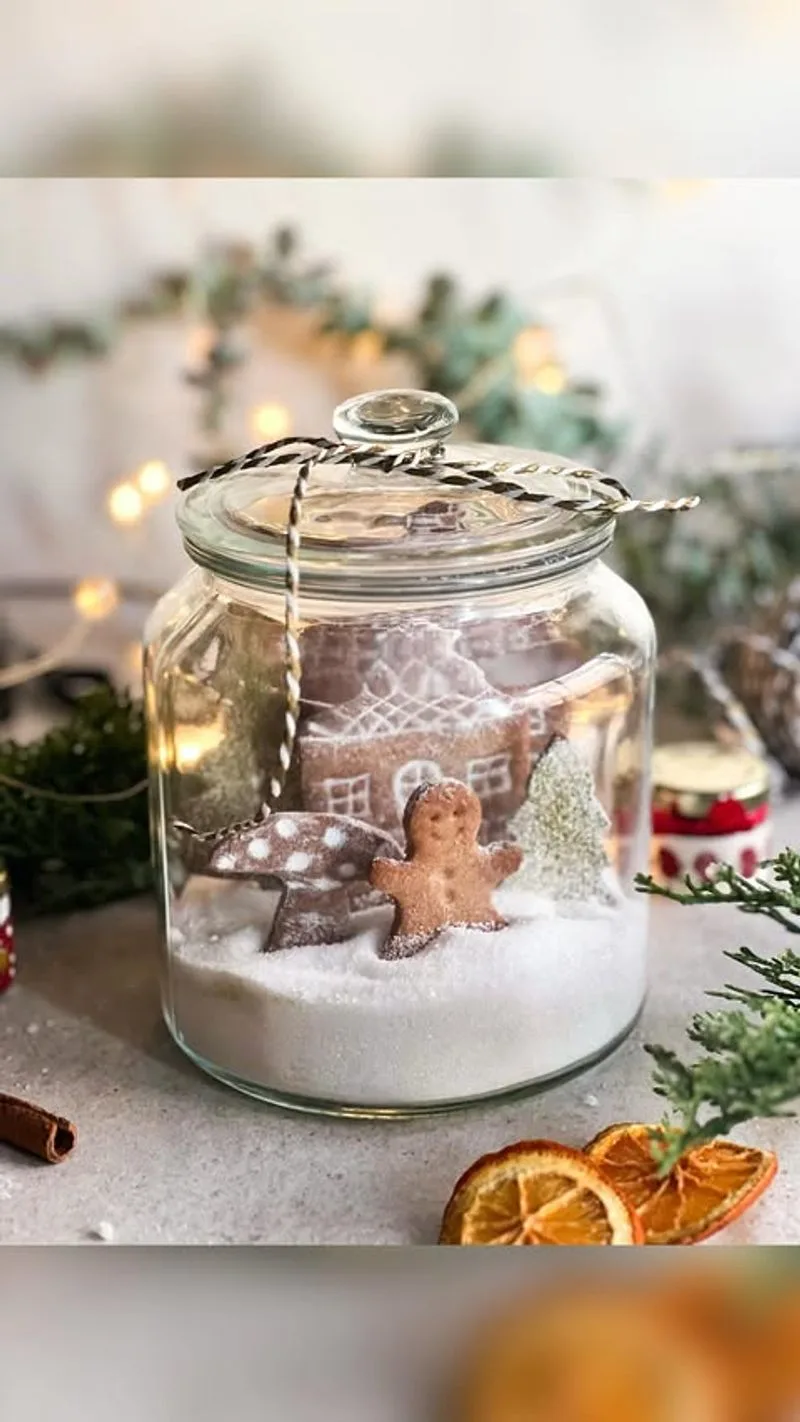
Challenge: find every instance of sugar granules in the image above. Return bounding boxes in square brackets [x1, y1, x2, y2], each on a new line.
[167, 880, 648, 1107]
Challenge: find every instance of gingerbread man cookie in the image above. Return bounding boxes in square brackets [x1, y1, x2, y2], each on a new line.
[370, 779, 523, 959]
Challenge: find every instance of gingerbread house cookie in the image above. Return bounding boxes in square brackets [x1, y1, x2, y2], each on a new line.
[298, 624, 536, 842]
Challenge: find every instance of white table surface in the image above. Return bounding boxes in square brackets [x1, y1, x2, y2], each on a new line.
[1, 795, 798, 1245]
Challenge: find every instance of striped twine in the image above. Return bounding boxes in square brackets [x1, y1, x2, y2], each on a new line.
[181, 435, 700, 819]
[178, 438, 699, 515]
[270, 454, 313, 802]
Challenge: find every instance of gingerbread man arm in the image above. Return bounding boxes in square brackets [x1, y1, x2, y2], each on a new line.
[370, 857, 410, 897]
[483, 842, 524, 886]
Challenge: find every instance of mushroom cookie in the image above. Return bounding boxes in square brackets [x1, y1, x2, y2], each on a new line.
[208, 812, 403, 951]
[370, 779, 523, 958]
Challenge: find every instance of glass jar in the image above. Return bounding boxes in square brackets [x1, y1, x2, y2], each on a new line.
[145, 389, 657, 1116]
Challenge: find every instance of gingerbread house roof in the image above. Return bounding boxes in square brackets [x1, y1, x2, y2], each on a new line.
[302, 625, 514, 743]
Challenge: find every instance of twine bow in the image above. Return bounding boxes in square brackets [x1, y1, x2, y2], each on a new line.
[180, 434, 700, 815]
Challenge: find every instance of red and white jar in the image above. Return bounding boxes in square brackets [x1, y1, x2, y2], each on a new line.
[0, 861, 15, 993]
[651, 741, 770, 886]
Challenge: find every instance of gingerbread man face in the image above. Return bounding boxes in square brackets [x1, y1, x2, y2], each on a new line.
[371, 779, 523, 958]
[404, 780, 481, 860]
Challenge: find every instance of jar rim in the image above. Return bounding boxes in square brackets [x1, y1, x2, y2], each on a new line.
[177, 439, 616, 598]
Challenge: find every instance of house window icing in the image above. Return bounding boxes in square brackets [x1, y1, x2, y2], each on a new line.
[321, 774, 372, 820]
[393, 759, 443, 814]
[467, 752, 513, 802]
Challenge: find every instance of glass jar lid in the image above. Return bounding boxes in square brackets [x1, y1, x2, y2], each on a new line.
[177, 388, 619, 597]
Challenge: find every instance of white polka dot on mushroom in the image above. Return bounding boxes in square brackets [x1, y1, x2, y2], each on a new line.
[337, 863, 357, 879]
[247, 841, 270, 860]
[323, 826, 346, 848]
[275, 820, 298, 839]
[286, 852, 312, 873]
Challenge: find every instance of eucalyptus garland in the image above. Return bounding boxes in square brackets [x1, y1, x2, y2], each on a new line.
[0, 226, 622, 467]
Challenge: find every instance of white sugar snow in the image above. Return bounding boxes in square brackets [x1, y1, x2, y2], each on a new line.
[168, 878, 648, 1106]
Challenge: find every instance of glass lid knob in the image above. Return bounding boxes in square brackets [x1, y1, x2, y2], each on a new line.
[332, 388, 459, 446]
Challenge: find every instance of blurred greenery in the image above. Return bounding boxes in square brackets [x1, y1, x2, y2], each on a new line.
[418, 126, 561, 177]
[324, 270, 624, 463]
[0, 225, 622, 466]
[14, 73, 346, 178]
[10, 71, 559, 178]
[613, 451, 800, 647]
[0, 687, 150, 915]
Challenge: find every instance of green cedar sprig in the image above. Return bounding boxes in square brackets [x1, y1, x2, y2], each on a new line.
[636, 852, 800, 1172]
[0, 686, 150, 915]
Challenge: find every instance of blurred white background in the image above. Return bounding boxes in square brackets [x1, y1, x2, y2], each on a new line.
[0, 1250, 708, 1422]
[0, 177, 799, 589]
[4, 0, 800, 176]
[0, 1251, 560, 1422]
[0, 1251, 784, 1420]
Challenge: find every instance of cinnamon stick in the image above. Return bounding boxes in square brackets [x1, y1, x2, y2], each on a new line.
[0, 1092, 77, 1163]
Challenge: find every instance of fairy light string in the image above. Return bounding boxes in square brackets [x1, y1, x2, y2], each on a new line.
[0, 771, 148, 804]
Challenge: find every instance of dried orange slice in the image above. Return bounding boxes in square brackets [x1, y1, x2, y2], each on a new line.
[439, 1140, 644, 1245]
[459, 1286, 734, 1422]
[585, 1124, 777, 1245]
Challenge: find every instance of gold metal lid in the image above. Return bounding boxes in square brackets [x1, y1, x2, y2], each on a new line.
[652, 740, 770, 819]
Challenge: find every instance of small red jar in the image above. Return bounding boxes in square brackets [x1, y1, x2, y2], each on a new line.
[0, 861, 15, 993]
[651, 741, 770, 886]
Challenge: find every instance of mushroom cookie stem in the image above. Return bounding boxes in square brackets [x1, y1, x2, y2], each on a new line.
[371, 779, 524, 958]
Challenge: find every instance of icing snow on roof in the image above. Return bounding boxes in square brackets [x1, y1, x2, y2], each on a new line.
[303, 625, 514, 742]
